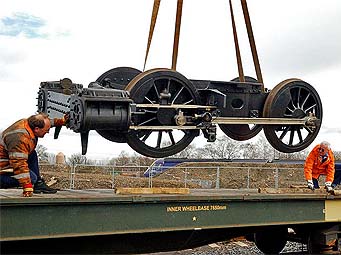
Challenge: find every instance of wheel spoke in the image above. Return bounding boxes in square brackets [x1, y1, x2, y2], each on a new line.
[183, 99, 194, 105]
[156, 131, 162, 148]
[286, 106, 294, 113]
[168, 131, 176, 145]
[303, 126, 313, 134]
[138, 117, 157, 126]
[304, 103, 317, 113]
[166, 79, 171, 93]
[153, 80, 160, 99]
[301, 92, 310, 109]
[297, 128, 303, 143]
[289, 129, 294, 145]
[279, 126, 290, 140]
[171, 86, 184, 104]
[142, 130, 152, 142]
[288, 92, 295, 109]
[144, 96, 154, 104]
[295, 87, 301, 108]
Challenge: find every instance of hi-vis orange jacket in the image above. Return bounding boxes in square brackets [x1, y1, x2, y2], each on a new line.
[0, 118, 65, 188]
[304, 144, 335, 182]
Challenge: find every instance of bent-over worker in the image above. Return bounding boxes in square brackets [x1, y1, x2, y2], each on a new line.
[0, 113, 68, 197]
[304, 141, 335, 192]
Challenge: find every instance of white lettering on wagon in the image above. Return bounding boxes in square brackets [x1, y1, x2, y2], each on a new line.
[166, 204, 227, 212]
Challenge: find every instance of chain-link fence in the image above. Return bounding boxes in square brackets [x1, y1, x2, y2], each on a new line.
[49, 163, 308, 190]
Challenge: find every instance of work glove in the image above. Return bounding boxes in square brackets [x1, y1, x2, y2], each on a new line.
[53, 113, 70, 139]
[52, 113, 70, 127]
[325, 182, 333, 193]
[307, 180, 314, 190]
[23, 183, 33, 197]
[63, 112, 70, 127]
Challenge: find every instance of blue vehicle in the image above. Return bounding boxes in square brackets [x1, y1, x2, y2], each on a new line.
[144, 158, 341, 181]
[143, 158, 295, 177]
[143, 158, 259, 177]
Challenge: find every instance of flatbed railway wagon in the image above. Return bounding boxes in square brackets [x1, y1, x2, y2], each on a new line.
[1, 187, 341, 254]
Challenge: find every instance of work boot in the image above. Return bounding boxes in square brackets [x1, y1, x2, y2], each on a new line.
[33, 179, 57, 194]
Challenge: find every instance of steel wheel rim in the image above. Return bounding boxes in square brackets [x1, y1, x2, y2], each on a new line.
[263, 79, 322, 153]
[126, 68, 200, 158]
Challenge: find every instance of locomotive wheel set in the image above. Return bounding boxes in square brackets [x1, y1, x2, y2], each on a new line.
[37, 66, 322, 158]
[37, 0, 323, 158]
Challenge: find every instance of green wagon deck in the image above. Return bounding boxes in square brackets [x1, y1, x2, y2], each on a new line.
[1, 188, 340, 242]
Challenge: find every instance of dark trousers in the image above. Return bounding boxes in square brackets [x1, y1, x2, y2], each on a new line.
[332, 170, 341, 188]
[312, 165, 341, 188]
[312, 178, 320, 189]
[0, 151, 40, 188]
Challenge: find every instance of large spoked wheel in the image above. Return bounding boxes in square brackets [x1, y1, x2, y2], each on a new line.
[219, 76, 263, 141]
[254, 228, 288, 254]
[263, 79, 323, 153]
[125, 68, 200, 158]
[95, 67, 142, 143]
[96, 66, 142, 90]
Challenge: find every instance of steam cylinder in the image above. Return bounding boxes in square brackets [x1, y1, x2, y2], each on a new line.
[69, 88, 131, 132]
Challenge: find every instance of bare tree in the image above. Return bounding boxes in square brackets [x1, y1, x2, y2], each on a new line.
[254, 134, 274, 160]
[241, 142, 263, 159]
[47, 153, 56, 164]
[201, 136, 241, 159]
[67, 153, 87, 166]
[114, 151, 132, 166]
[36, 144, 49, 162]
[172, 144, 201, 159]
[130, 153, 154, 167]
[108, 157, 117, 166]
[277, 148, 309, 160]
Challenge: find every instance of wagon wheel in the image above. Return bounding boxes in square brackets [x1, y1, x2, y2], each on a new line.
[263, 79, 322, 153]
[219, 76, 263, 141]
[95, 67, 142, 143]
[125, 68, 200, 158]
[254, 228, 288, 254]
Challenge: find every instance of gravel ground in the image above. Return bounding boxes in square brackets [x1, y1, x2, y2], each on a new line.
[142, 239, 308, 255]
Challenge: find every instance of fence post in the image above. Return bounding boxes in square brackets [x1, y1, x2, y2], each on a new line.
[215, 166, 220, 189]
[247, 168, 250, 189]
[112, 164, 115, 189]
[148, 166, 153, 188]
[70, 164, 77, 189]
[274, 167, 279, 189]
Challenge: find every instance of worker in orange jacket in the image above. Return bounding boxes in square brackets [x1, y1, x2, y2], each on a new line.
[304, 141, 335, 192]
[0, 113, 68, 197]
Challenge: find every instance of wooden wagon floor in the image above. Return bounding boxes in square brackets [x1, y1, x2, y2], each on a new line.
[0, 187, 335, 201]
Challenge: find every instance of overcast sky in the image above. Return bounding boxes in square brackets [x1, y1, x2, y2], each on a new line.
[1, 0, 340, 159]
